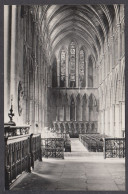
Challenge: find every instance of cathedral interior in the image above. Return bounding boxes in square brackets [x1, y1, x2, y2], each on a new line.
[4, 4, 125, 191]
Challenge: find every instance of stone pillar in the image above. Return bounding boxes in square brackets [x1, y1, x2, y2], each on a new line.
[29, 100, 34, 133]
[121, 101, 125, 136]
[112, 104, 115, 137]
[115, 104, 120, 137]
[57, 59, 60, 87]
[110, 106, 113, 136]
[10, 5, 17, 113]
[103, 110, 105, 135]
[66, 50, 68, 87]
[117, 23, 121, 62]
[76, 48, 79, 88]
[105, 109, 107, 135]
[4, 5, 10, 122]
[101, 110, 103, 134]
[107, 108, 110, 136]
[75, 104, 76, 121]
[86, 59, 88, 87]
[111, 34, 114, 68]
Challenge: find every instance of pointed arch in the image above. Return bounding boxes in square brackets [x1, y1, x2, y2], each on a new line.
[70, 95, 75, 121]
[89, 94, 97, 121]
[76, 93, 82, 121]
[82, 93, 89, 121]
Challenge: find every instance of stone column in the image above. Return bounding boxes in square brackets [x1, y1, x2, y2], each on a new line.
[101, 110, 103, 134]
[29, 100, 34, 133]
[75, 104, 76, 121]
[121, 101, 125, 136]
[110, 106, 113, 136]
[107, 108, 110, 136]
[117, 23, 121, 62]
[76, 48, 79, 88]
[10, 5, 17, 113]
[112, 104, 115, 137]
[66, 50, 68, 87]
[4, 5, 10, 122]
[111, 34, 114, 68]
[115, 104, 120, 137]
[57, 59, 60, 87]
[86, 59, 88, 87]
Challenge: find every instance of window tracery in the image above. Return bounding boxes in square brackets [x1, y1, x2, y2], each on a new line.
[69, 41, 76, 87]
[60, 50, 66, 87]
[79, 49, 85, 87]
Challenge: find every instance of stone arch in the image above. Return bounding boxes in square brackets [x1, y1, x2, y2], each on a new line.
[70, 94, 75, 121]
[89, 94, 97, 121]
[55, 123, 59, 133]
[56, 92, 64, 121]
[82, 93, 89, 121]
[60, 123, 64, 133]
[65, 122, 69, 133]
[76, 93, 82, 121]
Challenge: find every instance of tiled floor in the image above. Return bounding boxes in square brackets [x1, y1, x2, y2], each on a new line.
[12, 138, 125, 191]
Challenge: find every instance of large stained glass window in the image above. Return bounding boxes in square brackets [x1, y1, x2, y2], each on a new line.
[60, 50, 66, 87]
[79, 49, 85, 87]
[69, 41, 76, 87]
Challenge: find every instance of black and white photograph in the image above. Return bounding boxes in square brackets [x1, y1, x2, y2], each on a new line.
[3, 3, 125, 191]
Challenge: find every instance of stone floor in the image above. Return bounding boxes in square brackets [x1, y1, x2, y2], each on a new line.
[12, 138, 125, 191]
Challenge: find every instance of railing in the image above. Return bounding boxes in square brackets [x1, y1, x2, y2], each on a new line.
[104, 138, 125, 159]
[4, 125, 30, 137]
[5, 133, 42, 190]
[41, 138, 64, 159]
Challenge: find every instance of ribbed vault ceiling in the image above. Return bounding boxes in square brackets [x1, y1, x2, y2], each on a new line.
[32, 4, 119, 59]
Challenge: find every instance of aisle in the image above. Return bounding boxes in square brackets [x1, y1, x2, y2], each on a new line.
[12, 139, 125, 191]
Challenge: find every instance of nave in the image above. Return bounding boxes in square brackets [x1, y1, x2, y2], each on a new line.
[12, 139, 125, 191]
[4, 4, 125, 191]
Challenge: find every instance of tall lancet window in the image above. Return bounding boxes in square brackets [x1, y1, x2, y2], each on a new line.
[88, 56, 93, 87]
[79, 49, 85, 87]
[69, 41, 76, 87]
[60, 50, 66, 87]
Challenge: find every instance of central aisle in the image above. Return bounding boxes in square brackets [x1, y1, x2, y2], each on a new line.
[12, 138, 125, 191]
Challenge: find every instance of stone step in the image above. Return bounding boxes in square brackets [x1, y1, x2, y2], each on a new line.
[64, 151, 103, 157]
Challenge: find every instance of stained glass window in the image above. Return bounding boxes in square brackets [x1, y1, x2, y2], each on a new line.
[69, 42, 76, 87]
[88, 57, 93, 87]
[60, 50, 66, 87]
[79, 49, 85, 87]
